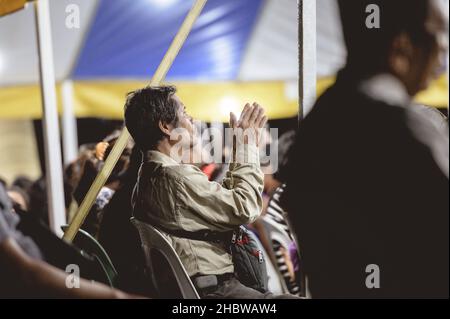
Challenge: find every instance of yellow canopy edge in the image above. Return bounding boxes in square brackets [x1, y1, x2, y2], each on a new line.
[0, 75, 447, 121]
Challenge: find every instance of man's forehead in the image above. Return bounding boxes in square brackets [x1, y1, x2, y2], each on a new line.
[171, 94, 185, 109]
[172, 94, 181, 103]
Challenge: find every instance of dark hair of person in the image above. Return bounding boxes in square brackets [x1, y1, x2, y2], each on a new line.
[12, 176, 33, 193]
[338, 0, 431, 78]
[274, 130, 296, 183]
[124, 86, 179, 151]
[103, 135, 133, 185]
[28, 177, 49, 225]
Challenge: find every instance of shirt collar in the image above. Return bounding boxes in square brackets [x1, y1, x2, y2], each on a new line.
[359, 73, 412, 107]
[144, 150, 180, 166]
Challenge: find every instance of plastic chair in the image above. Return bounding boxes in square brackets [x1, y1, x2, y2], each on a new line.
[61, 225, 118, 287]
[130, 218, 200, 299]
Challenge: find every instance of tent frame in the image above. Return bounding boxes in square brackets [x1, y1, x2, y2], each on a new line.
[34, 0, 66, 236]
[299, 0, 316, 119]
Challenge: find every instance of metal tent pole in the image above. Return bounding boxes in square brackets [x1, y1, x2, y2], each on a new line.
[62, 80, 78, 165]
[297, 0, 317, 298]
[298, 0, 316, 120]
[34, 0, 66, 236]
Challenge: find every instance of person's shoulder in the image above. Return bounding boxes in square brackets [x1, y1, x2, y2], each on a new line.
[407, 104, 448, 134]
[305, 82, 365, 125]
[0, 184, 11, 211]
[159, 163, 204, 181]
[405, 104, 449, 176]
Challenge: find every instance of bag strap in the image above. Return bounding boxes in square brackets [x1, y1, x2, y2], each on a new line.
[151, 222, 235, 244]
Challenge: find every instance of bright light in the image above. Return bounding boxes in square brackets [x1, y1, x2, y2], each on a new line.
[219, 96, 241, 120]
[148, 0, 178, 8]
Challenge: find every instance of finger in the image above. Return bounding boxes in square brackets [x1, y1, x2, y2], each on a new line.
[95, 142, 108, 160]
[258, 115, 268, 128]
[229, 112, 237, 129]
[238, 103, 251, 121]
[238, 103, 252, 126]
[253, 105, 265, 125]
[237, 103, 250, 127]
[239, 103, 253, 125]
[248, 103, 261, 124]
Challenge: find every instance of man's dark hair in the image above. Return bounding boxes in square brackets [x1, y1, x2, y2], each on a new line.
[274, 130, 296, 183]
[124, 86, 178, 151]
[338, 0, 431, 78]
[12, 176, 33, 193]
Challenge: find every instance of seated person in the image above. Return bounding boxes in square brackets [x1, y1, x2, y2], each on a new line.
[125, 85, 298, 299]
[82, 133, 134, 238]
[0, 183, 139, 298]
[97, 146, 153, 296]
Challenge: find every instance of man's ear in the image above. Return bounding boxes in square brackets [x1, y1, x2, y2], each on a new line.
[389, 32, 414, 76]
[159, 120, 172, 136]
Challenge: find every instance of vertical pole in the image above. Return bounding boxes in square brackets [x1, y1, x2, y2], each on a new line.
[34, 0, 66, 236]
[298, 0, 316, 120]
[446, 3, 449, 115]
[62, 80, 78, 165]
[298, 0, 316, 297]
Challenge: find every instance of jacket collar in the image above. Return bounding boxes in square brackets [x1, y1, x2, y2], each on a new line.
[359, 73, 412, 107]
[144, 150, 180, 166]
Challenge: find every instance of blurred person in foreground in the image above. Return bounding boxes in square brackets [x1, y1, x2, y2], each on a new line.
[284, 0, 448, 298]
[0, 183, 141, 298]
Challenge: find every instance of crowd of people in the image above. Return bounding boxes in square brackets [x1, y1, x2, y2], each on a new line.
[0, 0, 448, 298]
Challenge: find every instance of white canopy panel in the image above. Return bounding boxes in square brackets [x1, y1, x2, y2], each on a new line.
[0, 0, 98, 86]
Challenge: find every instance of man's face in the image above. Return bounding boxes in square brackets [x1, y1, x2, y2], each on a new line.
[171, 94, 198, 148]
[7, 191, 28, 212]
[408, 0, 448, 94]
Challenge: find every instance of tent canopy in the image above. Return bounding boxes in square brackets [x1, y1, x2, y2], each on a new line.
[0, 0, 447, 122]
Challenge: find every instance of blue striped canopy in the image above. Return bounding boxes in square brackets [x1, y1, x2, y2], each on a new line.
[74, 0, 264, 80]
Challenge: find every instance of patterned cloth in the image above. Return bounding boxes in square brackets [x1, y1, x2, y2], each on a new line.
[265, 185, 301, 296]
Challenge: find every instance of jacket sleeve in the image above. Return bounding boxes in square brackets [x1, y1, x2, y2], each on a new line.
[174, 144, 264, 230]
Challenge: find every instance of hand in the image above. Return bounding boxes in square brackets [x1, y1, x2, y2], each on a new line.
[95, 142, 109, 161]
[229, 111, 238, 129]
[230, 102, 267, 146]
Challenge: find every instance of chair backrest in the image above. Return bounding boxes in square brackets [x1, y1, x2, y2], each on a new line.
[61, 225, 118, 287]
[130, 218, 200, 299]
